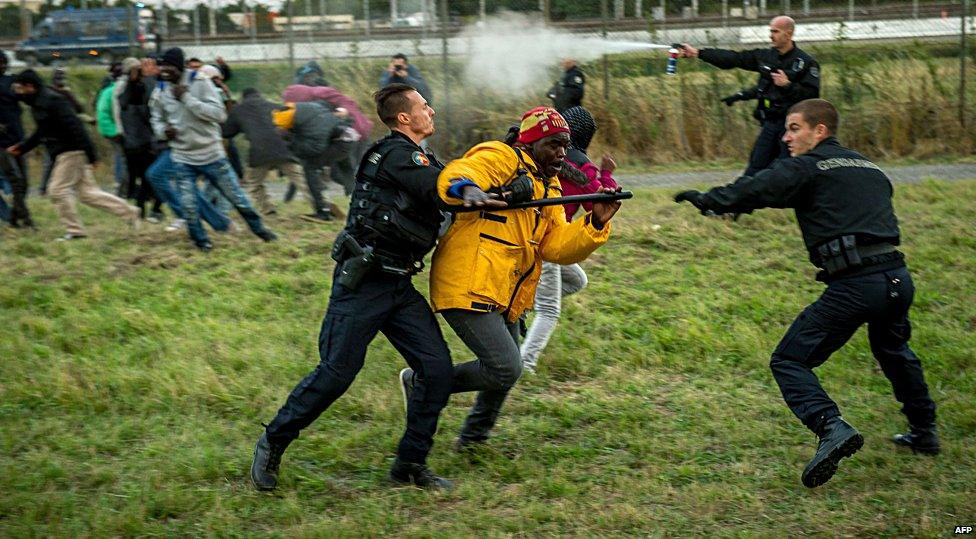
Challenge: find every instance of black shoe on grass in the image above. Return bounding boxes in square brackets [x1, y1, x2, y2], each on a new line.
[801, 417, 863, 488]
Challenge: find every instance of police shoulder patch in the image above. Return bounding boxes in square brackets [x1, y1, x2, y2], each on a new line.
[809, 66, 820, 78]
[573, 76, 583, 84]
[411, 151, 430, 166]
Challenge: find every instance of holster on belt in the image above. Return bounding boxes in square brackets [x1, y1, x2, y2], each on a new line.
[331, 230, 376, 291]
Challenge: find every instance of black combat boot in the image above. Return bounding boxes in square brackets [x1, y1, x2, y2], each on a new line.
[250, 433, 286, 491]
[389, 458, 454, 491]
[801, 417, 864, 488]
[892, 425, 940, 455]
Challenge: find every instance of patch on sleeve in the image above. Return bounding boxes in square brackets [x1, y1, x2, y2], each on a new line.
[809, 66, 820, 78]
[573, 76, 583, 84]
[411, 151, 430, 166]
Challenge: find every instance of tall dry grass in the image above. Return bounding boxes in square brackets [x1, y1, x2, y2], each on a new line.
[45, 46, 976, 170]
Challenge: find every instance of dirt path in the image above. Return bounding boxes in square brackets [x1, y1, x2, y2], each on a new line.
[616, 163, 976, 188]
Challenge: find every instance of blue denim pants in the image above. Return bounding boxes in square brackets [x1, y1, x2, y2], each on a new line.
[146, 150, 229, 232]
[172, 157, 267, 245]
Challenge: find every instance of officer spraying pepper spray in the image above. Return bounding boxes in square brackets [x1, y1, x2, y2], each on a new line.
[676, 16, 820, 177]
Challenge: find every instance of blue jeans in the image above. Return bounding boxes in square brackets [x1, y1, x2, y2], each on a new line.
[172, 157, 268, 245]
[146, 150, 229, 232]
[0, 190, 9, 222]
[443, 310, 523, 443]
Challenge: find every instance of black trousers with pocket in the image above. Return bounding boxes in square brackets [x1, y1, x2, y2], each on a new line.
[264, 270, 454, 464]
[769, 265, 937, 434]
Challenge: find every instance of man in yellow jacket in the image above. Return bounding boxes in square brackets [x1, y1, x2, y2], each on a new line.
[402, 106, 622, 448]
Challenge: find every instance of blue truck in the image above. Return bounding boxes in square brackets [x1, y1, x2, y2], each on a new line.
[15, 7, 157, 65]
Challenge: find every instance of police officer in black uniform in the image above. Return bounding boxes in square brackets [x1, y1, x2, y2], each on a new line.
[679, 16, 820, 176]
[250, 83, 456, 491]
[675, 99, 939, 488]
[548, 57, 585, 113]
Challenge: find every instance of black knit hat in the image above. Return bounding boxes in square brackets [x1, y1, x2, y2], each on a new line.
[159, 47, 185, 70]
[13, 69, 44, 88]
[561, 106, 597, 152]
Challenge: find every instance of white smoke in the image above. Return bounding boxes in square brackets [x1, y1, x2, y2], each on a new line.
[457, 11, 667, 96]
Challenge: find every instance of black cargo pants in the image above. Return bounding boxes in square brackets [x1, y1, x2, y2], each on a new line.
[744, 119, 790, 176]
[769, 265, 937, 434]
[265, 271, 454, 464]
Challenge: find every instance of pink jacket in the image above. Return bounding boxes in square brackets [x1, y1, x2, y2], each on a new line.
[281, 84, 374, 138]
[558, 160, 618, 222]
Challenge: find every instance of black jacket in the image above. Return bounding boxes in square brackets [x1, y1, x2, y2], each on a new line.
[222, 94, 294, 168]
[118, 76, 156, 151]
[0, 74, 23, 148]
[701, 43, 819, 121]
[699, 137, 901, 266]
[20, 87, 97, 163]
[347, 131, 445, 263]
[549, 66, 585, 112]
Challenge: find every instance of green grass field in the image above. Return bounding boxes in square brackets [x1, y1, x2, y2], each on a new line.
[1, 180, 974, 536]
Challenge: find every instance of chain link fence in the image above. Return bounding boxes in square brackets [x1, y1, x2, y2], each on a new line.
[4, 0, 974, 163]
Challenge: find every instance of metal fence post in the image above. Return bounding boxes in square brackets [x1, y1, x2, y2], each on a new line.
[364, 0, 371, 38]
[19, 0, 29, 40]
[193, 6, 201, 46]
[127, 4, 136, 57]
[961, 0, 970, 130]
[440, 0, 451, 146]
[602, 0, 609, 101]
[286, 0, 295, 70]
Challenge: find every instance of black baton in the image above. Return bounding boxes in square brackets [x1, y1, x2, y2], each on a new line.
[447, 190, 633, 213]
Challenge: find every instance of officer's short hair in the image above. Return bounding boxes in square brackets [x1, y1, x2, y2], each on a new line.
[374, 83, 418, 129]
[392, 53, 408, 63]
[788, 98, 839, 135]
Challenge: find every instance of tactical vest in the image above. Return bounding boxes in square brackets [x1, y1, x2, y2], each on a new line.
[345, 138, 442, 268]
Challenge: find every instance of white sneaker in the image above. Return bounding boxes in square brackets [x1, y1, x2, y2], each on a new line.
[165, 219, 186, 232]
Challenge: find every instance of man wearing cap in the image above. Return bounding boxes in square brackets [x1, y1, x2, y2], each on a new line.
[7, 69, 138, 240]
[149, 47, 276, 251]
[406, 106, 622, 449]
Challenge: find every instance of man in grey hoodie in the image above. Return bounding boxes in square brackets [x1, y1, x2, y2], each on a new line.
[149, 47, 276, 251]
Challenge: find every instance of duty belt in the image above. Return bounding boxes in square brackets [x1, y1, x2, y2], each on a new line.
[817, 235, 897, 276]
[853, 243, 897, 258]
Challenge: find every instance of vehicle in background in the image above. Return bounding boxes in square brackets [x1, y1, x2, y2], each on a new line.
[15, 7, 157, 66]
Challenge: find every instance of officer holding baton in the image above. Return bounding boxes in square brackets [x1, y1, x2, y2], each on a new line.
[250, 83, 456, 492]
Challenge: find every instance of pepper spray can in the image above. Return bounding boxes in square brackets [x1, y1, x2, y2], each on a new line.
[666, 47, 679, 75]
